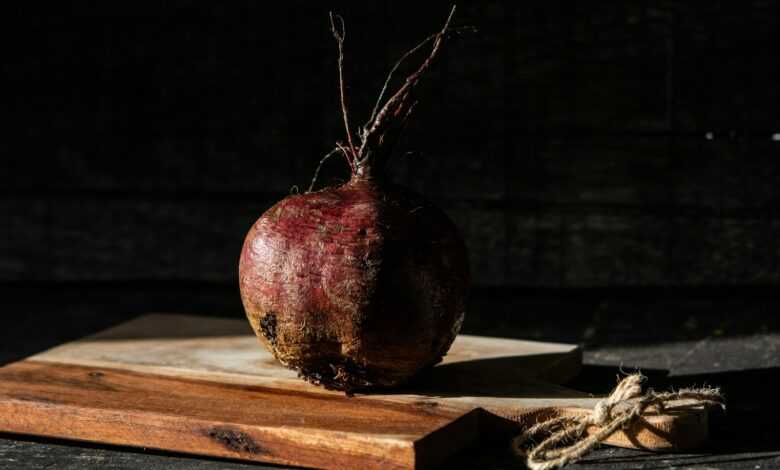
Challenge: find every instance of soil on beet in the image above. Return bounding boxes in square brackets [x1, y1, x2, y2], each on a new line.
[239, 8, 467, 393]
[239, 177, 469, 392]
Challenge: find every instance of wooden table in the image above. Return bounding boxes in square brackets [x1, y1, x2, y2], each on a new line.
[2, 285, 779, 469]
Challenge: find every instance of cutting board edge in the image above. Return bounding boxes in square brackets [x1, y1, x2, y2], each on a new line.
[0, 360, 466, 470]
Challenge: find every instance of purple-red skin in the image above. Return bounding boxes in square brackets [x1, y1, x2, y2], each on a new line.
[239, 176, 469, 392]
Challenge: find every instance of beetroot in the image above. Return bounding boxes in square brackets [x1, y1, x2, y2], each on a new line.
[239, 8, 469, 392]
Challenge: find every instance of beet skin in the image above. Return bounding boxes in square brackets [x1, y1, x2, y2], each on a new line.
[239, 177, 469, 391]
[239, 8, 468, 392]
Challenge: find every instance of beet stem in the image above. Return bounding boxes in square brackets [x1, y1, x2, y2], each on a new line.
[306, 146, 341, 193]
[328, 12, 358, 166]
[355, 6, 456, 172]
[319, 6, 458, 185]
[363, 34, 439, 133]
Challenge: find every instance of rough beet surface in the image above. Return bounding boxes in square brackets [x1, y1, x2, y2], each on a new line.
[239, 8, 469, 392]
[239, 177, 469, 391]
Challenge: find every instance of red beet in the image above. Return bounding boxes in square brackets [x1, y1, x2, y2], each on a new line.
[239, 8, 469, 392]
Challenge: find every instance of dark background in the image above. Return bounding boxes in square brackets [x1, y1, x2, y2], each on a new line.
[2, 1, 780, 468]
[3, 1, 780, 289]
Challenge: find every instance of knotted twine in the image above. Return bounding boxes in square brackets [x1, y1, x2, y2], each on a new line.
[512, 374, 726, 470]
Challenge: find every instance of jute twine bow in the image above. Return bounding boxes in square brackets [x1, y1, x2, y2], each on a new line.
[512, 374, 726, 470]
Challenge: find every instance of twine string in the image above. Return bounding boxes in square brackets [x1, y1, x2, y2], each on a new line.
[512, 374, 726, 470]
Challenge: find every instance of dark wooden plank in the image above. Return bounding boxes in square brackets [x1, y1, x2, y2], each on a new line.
[672, 3, 780, 130]
[560, 213, 672, 286]
[388, 127, 508, 201]
[3, 1, 779, 288]
[508, 136, 677, 207]
[0, 2, 494, 195]
[718, 138, 780, 211]
[506, 211, 779, 287]
[508, 135, 780, 212]
[0, 200, 49, 281]
[493, 211, 780, 287]
[506, 212, 563, 287]
[8, 133, 778, 214]
[514, 213, 780, 287]
[4, 198, 780, 286]
[38, 200, 260, 282]
[0, 198, 512, 286]
[495, 2, 780, 132]
[0, 437, 276, 470]
[669, 217, 779, 285]
[4, 2, 779, 196]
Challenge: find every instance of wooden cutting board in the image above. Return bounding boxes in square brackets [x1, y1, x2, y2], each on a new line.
[0, 314, 709, 469]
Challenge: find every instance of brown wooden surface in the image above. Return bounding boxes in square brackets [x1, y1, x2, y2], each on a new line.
[0, 314, 711, 468]
[0, 361, 480, 470]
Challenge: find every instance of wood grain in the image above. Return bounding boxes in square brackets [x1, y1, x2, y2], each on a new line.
[25, 314, 586, 407]
[0, 314, 711, 469]
[0, 361, 480, 470]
